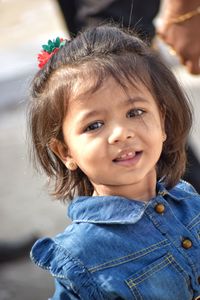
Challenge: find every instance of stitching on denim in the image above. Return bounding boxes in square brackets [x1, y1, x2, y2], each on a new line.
[127, 254, 172, 287]
[31, 241, 101, 293]
[88, 240, 169, 272]
[169, 257, 190, 285]
[189, 219, 200, 230]
[72, 219, 142, 224]
[31, 251, 71, 279]
[126, 281, 143, 300]
[88, 239, 169, 273]
[125, 254, 190, 297]
[50, 241, 103, 292]
[30, 252, 51, 271]
[30, 252, 50, 270]
[187, 213, 200, 230]
[32, 256, 67, 279]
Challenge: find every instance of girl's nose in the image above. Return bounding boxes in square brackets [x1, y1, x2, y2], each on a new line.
[108, 126, 134, 144]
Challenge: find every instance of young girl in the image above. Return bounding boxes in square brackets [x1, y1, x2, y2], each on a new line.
[29, 26, 200, 300]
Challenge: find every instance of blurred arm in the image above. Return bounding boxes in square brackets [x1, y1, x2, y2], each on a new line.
[157, 0, 200, 74]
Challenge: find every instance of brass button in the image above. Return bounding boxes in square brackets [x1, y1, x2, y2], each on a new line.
[155, 203, 165, 214]
[182, 238, 192, 249]
[194, 296, 200, 300]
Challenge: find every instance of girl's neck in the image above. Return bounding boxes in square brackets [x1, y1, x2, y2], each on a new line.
[92, 171, 157, 202]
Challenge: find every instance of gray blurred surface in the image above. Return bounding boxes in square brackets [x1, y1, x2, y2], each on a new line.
[0, 1, 200, 300]
[0, 1, 67, 299]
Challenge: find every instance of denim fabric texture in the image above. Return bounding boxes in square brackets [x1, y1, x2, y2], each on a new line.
[31, 180, 200, 300]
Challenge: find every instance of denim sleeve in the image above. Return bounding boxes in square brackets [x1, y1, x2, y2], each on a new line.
[31, 237, 105, 300]
[50, 279, 81, 300]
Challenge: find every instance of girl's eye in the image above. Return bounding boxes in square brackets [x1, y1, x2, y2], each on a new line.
[84, 121, 104, 132]
[127, 108, 144, 118]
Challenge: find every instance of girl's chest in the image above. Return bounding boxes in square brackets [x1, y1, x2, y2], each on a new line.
[77, 207, 200, 299]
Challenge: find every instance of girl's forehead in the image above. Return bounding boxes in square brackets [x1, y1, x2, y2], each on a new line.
[69, 74, 152, 104]
[67, 76, 159, 117]
[69, 74, 99, 101]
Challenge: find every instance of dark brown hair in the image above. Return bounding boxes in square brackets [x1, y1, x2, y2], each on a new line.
[28, 25, 192, 201]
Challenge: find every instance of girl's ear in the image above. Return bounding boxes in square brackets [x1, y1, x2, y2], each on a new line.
[160, 105, 166, 139]
[49, 139, 78, 171]
[49, 138, 68, 163]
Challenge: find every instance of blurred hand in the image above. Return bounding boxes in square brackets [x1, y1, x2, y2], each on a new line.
[157, 1, 200, 75]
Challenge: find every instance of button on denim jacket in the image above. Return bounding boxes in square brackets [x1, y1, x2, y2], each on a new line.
[31, 181, 200, 300]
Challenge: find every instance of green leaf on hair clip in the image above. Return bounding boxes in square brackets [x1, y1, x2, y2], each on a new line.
[42, 37, 66, 53]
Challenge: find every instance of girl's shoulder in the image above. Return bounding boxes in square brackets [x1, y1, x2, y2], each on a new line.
[168, 179, 199, 199]
[30, 234, 104, 299]
[166, 180, 200, 224]
[30, 219, 106, 275]
[30, 222, 90, 271]
[31, 235, 83, 272]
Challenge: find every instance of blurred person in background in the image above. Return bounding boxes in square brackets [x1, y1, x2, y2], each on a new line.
[57, 0, 200, 193]
[57, 0, 200, 75]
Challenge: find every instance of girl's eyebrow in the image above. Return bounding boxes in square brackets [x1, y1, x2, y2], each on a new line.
[124, 97, 149, 106]
[77, 97, 149, 123]
[77, 110, 103, 123]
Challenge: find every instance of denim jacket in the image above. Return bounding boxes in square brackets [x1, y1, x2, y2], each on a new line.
[31, 180, 200, 300]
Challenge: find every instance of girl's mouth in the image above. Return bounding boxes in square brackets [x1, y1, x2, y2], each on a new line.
[113, 151, 142, 165]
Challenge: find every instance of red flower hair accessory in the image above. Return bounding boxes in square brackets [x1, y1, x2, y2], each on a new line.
[37, 37, 66, 69]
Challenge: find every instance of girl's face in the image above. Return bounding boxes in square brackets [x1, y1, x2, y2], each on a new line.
[56, 76, 166, 201]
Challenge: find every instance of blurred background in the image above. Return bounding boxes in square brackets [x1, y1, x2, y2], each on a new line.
[0, 0, 199, 299]
[0, 1, 68, 299]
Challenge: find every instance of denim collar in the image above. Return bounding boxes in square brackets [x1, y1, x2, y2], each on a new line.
[68, 195, 147, 224]
[68, 181, 191, 224]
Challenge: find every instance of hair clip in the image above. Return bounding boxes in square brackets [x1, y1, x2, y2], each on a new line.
[37, 37, 66, 69]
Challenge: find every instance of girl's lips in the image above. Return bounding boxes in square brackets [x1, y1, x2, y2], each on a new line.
[113, 151, 142, 166]
[114, 151, 136, 161]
